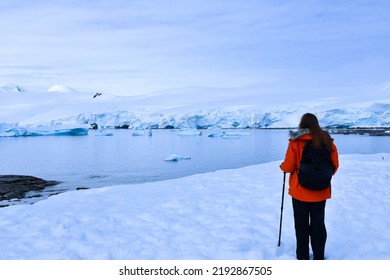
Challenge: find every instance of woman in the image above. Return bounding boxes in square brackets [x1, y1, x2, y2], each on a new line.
[280, 113, 339, 260]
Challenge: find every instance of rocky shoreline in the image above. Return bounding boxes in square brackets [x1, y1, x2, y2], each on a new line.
[0, 175, 61, 207]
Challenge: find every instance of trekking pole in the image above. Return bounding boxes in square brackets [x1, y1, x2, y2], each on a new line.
[278, 172, 286, 247]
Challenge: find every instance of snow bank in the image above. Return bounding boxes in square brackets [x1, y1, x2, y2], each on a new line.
[0, 153, 388, 260]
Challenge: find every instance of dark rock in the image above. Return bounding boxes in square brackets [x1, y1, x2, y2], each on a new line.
[329, 127, 390, 136]
[114, 124, 130, 129]
[89, 123, 98, 130]
[195, 124, 209, 129]
[0, 175, 61, 201]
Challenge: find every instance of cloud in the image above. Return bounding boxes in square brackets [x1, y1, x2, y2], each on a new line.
[0, 0, 389, 96]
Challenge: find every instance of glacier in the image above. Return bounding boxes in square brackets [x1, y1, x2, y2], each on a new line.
[1, 84, 390, 130]
[72, 105, 390, 130]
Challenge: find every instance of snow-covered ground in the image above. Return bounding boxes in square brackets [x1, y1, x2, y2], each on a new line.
[0, 153, 388, 260]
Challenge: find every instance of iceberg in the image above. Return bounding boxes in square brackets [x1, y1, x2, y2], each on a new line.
[0, 123, 88, 137]
[27, 126, 89, 136]
[164, 154, 191, 161]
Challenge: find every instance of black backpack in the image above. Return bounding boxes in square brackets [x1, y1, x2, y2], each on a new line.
[298, 141, 334, 191]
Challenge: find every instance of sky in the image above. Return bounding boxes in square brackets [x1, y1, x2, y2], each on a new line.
[0, 0, 389, 96]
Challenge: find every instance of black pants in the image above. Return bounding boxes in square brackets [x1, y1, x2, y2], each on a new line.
[292, 198, 327, 260]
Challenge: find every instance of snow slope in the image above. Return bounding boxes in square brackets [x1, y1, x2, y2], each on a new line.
[1, 83, 390, 129]
[0, 153, 388, 260]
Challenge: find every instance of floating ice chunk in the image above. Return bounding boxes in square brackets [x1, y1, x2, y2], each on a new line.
[220, 130, 251, 139]
[95, 130, 114, 136]
[132, 130, 145, 136]
[177, 129, 202, 136]
[223, 131, 251, 136]
[164, 154, 191, 161]
[207, 130, 251, 138]
[207, 132, 221, 138]
[221, 134, 240, 139]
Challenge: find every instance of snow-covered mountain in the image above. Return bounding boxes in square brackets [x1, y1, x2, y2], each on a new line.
[0, 83, 25, 93]
[1, 83, 389, 130]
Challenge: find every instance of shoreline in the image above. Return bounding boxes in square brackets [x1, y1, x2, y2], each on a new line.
[0, 175, 61, 207]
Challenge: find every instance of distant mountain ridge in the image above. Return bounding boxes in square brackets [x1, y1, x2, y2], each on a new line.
[0, 83, 25, 93]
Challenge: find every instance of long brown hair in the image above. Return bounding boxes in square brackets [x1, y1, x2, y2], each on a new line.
[298, 113, 333, 151]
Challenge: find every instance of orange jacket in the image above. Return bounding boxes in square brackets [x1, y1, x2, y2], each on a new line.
[280, 131, 339, 202]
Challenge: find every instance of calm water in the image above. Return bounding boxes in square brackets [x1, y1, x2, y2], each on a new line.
[1, 129, 389, 203]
